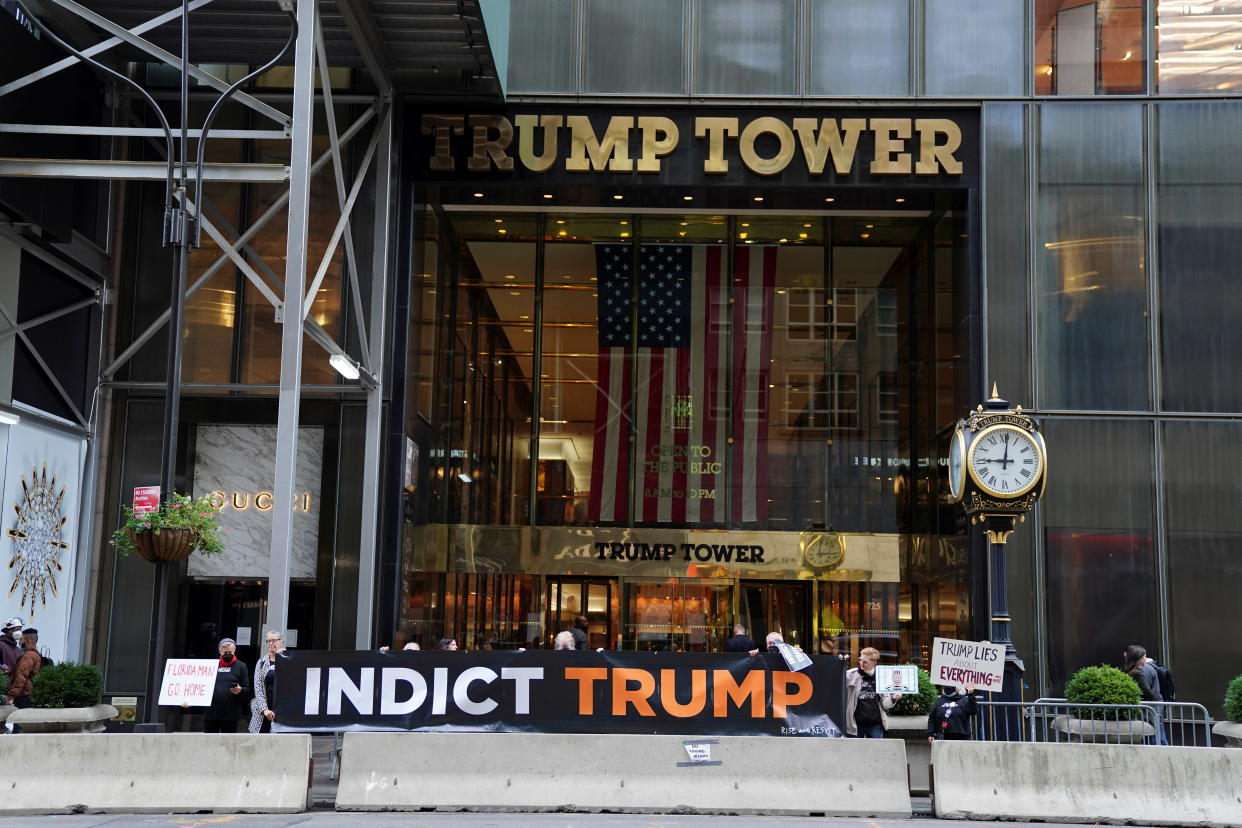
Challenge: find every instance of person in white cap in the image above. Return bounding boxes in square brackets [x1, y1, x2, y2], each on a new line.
[0, 617, 24, 674]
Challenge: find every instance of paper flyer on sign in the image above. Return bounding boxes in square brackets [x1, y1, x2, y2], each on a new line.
[875, 664, 917, 694]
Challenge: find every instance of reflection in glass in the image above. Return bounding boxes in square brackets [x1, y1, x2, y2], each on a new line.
[694, 0, 797, 96]
[810, 0, 910, 96]
[1163, 421, 1242, 717]
[1042, 419, 1157, 693]
[507, 0, 578, 94]
[1157, 0, 1242, 93]
[584, 0, 685, 94]
[401, 573, 537, 650]
[1036, 104, 1148, 411]
[1034, 0, 1145, 95]
[1157, 102, 1242, 412]
[924, 0, 1025, 96]
[624, 579, 732, 651]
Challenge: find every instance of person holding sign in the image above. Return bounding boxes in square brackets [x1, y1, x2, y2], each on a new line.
[203, 637, 250, 732]
[927, 684, 978, 742]
[249, 630, 286, 734]
[845, 647, 902, 738]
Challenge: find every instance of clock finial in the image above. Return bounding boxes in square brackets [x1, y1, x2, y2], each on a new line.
[983, 383, 1009, 411]
[990, 383, 1000, 400]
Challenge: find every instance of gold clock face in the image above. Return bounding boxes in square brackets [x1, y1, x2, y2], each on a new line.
[966, 424, 1044, 499]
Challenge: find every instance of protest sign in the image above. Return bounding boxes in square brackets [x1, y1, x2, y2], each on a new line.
[157, 658, 217, 706]
[774, 641, 813, 672]
[875, 664, 917, 694]
[929, 637, 1004, 692]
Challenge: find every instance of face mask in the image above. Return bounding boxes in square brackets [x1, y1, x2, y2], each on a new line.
[220, 653, 236, 665]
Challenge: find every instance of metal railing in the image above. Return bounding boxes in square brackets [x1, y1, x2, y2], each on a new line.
[965, 698, 1214, 746]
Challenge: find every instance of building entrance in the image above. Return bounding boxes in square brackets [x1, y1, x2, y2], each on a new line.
[547, 577, 614, 649]
[739, 580, 811, 651]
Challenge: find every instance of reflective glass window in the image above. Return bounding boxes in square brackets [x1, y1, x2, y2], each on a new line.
[1163, 421, 1242, 718]
[984, 104, 1031, 401]
[1042, 418, 1157, 693]
[507, 0, 578, 93]
[694, 0, 798, 96]
[809, 0, 910, 96]
[1036, 104, 1148, 411]
[1157, 0, 1242, 93]
[1034, 0, 1145, 95]
[924, 0, 1025, 96]
[1156, 102, 1242, 412]
[584, 0, 685, 94]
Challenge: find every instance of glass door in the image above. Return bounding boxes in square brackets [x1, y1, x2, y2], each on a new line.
[546, 577, 615, 649]
[739, 580, 810, 651]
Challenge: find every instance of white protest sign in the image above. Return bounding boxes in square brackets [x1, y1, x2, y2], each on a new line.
[774, 641, 813, 672]
[930, 637, 1004, 693]
[875, 664, 917, 694]
[157, 658, 218, 706]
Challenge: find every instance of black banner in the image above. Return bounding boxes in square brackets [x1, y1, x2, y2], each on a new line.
[273, 650, 844, 737]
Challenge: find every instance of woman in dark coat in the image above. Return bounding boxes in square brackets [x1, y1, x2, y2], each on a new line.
[927, 684, 978, 742]
[249, 630, 286, 733]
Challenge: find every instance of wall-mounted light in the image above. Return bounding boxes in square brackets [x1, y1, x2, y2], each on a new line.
[329, 353, 361, 380]
[0, 411, 19, 426]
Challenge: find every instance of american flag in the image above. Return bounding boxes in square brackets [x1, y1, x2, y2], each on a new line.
[587, 243, 775, 524]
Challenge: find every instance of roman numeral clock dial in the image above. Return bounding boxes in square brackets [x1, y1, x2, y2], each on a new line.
[966, 424, 1043, 499]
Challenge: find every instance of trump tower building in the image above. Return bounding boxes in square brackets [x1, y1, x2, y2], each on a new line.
[1, 0, 1240, 722]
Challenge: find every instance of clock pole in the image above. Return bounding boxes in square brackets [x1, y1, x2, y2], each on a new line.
[951, 385, 1046, 721]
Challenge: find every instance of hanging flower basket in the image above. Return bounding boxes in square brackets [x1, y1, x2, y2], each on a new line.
[131, 527, 197, 562]
[111, 492, 224, 561]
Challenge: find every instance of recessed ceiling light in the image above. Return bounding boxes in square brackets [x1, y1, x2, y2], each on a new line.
[753, 196, 764, 202]
[741, 222, 750, 227]
[556, 219, 565, 224]
[865, 224, 874, 229]
[519, 314, 530, 320]
[504, 274, 515, 279]
[798, 233, 808, 239]
[473, 192, 483, 198]
[895, 197, 906, 203]
[683, 195, 693, 201]
[803, 223, 812, 228]
[620, 220, 628, 225]
[825, 197, 835, 203]
[620, 232, 630, 237]
[498, 228, 507, 234]
[860, 233, 870, 239]
[679, 222, 688, 227]
[543, 193, 553, 199]
[779, 238, 788, 243]
[613, 194, 623, 200]
[494, 218, 503, 223]
[509, 291, 521, 296]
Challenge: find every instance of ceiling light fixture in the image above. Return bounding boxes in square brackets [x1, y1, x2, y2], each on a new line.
[473, 192, 484, 198]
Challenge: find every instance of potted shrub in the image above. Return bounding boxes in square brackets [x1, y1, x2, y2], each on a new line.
[883, 668, 938, 795]
[110, 492, 224, 562]
[0, 672, 12, 725]
[1053, 665, 1153, 743]
[7, 662, 116, 733]
[1213, 673, 1242, 747]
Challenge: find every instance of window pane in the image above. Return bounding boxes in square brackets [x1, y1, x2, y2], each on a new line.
[1036, 104, 1148, 410]
[1157, 102, 1242, 411]
[984, 104, 1031, 401]
[694, 0, 797, 96]
[1157, 0, 1242, 94]
[584, 0, 684, 94]
[1163, 421, 1242, 719]
[809, 0, 909, 96]
[924, 0, 1025, 96]
[507, 0, 577, 93]
[1034, 0, 1145, 95]
[1042, 418, 1157, 693]
[540, 216, 627, 525]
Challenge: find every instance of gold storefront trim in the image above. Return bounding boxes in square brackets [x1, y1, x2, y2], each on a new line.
[405, 525, 966, 583]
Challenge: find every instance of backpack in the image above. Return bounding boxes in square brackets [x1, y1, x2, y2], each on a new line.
[1154, 664, 1176, 701]
[39, 647, 53, 670]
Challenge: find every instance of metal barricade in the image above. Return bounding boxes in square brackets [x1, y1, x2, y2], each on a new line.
[965, 698, 1213, 746]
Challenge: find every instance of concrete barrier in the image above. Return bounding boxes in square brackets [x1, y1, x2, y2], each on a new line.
[932, 741, 1242, 827]
[337, 732, 911, 816]
[0, 734, 311, 814]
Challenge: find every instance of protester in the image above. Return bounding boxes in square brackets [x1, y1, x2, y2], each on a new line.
[1147, 654, 1176, 700]
[724, 624, 756, 653]
[203, 637, 250, 732]
[927, 684, 978, 741]
[845, 647, 901, 738]
[8, 628, 41, 709]
[249, 630, 285, 734]
[554, 631, 576, 650]
[0, 617, 23, 674]
[570, 615, 589, 650]
[437, 637, 459, 651]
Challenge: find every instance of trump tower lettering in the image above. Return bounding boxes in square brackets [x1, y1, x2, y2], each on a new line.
[273, 650, 845, 737]
[158, 658, 218, 706]
[929, 637, 1004, 693]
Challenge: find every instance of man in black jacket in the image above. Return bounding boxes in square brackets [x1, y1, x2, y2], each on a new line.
[570, 616, 589, 650]
[724, 624, 756, 653]
[204, 637, 250, 732]
[927, 684, 978, 741]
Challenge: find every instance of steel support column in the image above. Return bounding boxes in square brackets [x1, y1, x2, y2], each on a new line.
[355, 104, 393, 648]
[266, 0, 317, 636]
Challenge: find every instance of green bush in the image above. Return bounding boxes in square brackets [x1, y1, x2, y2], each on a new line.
[1225, 674, 1242, 723]
[30, 662, 102, 709]
[1064, 665, 1142, 719]
[891, 668, 937, 715]
[0, 671, 8, 701]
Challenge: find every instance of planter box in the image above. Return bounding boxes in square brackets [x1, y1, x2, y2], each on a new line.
[8, 704, 118, 733]
[1050, 714, 1154, 744]
[1214, 720, 1242, 748]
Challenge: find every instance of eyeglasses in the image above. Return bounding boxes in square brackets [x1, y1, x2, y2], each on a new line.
[266, 637, 284, 643]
